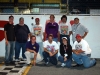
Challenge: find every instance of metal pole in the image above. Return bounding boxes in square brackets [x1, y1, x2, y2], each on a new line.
[67, 0, 69, 14]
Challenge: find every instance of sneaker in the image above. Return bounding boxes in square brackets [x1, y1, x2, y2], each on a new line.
[10, 61, 15, 65]
[73, 64, 83, 67]
[5, 63, 10, 66]
[15, 59, 20, 62]
[61, 63, 66, 67]
[21, 58, 27, 61]
[46, 62, 49, 65]
[44, 62, 49, 66]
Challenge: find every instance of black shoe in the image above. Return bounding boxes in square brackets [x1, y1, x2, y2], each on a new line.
[44, 62, 49, 66]
[5, 63, 10, 66]
[10, 61, 15, 65]
[73, 64, 83, 67]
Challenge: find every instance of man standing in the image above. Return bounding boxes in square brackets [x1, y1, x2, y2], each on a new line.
[44, 15, 59, 42]
[25, 35, 39, 66]
[31, 18, 43, 58]
[14, 17, 30, 61]
[43, 34, 59, 66]
[59, 15, 72, 44]
[72, 18, 88, 43]
[72, 34, 96, 68]
[4, 15, 15, 66]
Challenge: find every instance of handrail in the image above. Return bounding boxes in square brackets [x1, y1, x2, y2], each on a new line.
[0, 13, 100, 16]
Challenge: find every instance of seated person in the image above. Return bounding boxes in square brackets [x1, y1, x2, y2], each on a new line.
[24, 35, 39, 66]
[43, 34, 59, 65]
[72, 34, 96, 68]
[58, 37, 72, 68]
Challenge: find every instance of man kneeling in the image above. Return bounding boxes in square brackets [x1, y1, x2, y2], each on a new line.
[43, 34, 59, 66]
[72, 34, 96, 68]
[25, 35, 39, 66]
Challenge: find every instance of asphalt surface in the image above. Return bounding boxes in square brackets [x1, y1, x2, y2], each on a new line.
[27, 59, 100, 75]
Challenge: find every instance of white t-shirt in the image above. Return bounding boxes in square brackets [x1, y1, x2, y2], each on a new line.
[43, 40, 59, 53]
[59, 22, 72, 35]
[31, 24, 43, 42]
[72, 39, 91, 54]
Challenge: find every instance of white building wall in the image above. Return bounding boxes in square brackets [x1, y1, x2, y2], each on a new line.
[0, 15, 100, 58]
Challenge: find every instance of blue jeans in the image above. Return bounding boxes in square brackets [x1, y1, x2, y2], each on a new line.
[15, 41, 27, 59]
[58, 56, 72, 68]
[60, 35, 70, 44]
[43, 51, 58, 65]
[53, 38, 58, 42]
[5, 41, 15, 63]
[72, 53, 96, 68]
[38, 42, 43, 58]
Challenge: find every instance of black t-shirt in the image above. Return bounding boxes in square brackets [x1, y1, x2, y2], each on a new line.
[14, 24, 30, 43]
[4, 23, 15, 41]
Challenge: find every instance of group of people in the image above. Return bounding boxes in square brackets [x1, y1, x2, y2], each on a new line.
[4, 15, 96, 68]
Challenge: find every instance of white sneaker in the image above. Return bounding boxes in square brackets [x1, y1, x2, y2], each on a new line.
[15, 59, 20, 62]
[22, 58, 27, 61]
[46, 62, 49, 65]
[61, 63, 66, 67]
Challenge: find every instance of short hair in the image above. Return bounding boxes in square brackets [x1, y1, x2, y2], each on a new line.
[50, 14, 55, 18]
[48, 34, 53, 38]
[30, 35, 36, 39]
[9, 15, 14, 19]
[19, 17, 24, 21]
[61, 15, 67, 20]
[74, 17, 79, 20]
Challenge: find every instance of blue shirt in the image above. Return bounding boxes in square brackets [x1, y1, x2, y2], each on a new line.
[26, 41, 39, 53]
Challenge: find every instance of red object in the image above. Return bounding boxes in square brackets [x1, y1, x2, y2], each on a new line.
[70, 20, 74, 26]
[75, 34, 81, 38]
[0, 20, 8, 41]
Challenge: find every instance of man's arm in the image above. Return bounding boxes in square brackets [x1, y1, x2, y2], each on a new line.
[44, 47, 55, 56]
[52, 50, 58, 55]
[26, 48, 36, 53]
[82, 32, 88, 39]
[72, 49, 85, 54]
[72, 49, 77, 53]
[4, 31, 8, 45]
[69, 31, 72, 37]
[28, 33, 30, 40]
[44, 48, 50, 53]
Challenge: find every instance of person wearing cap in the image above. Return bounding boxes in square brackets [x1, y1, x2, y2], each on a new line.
[58, 37, 72, 68]
[72, 17, 88, 43]
[43, 34, 59, 66]
[31, 18, 43, 59]
[44, 14, 59, 42]
[58, 15, 72, 44]
[14, 17, 30, 61]
[72, 34, 96, 68]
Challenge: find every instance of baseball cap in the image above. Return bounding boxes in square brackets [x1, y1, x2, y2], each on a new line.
[75, 34, 81, 38]
[35, 18, 40, 21]
[62, 37, 67, 40]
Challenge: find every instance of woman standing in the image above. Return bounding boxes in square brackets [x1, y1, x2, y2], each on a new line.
[58, 37, 72, 68]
